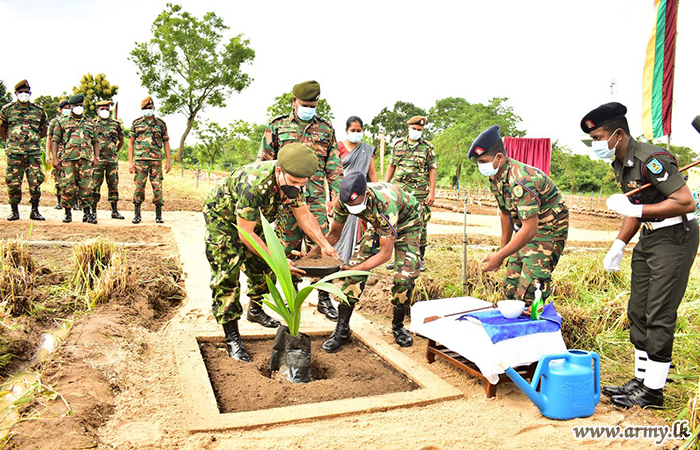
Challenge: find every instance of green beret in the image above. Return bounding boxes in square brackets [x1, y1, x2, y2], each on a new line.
[68, 94, 85, 105]
[278, 143, 318, 178]
[292, 80, 320, 101]
[95, 100, 112, 107]
[14, 79, 30, 91]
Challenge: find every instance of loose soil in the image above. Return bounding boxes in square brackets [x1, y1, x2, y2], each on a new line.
[199, 336, 419, 414]
[294, 254, 342, 268]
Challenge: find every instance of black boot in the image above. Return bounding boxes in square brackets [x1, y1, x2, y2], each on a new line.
[155, 205, 164, 224]
[72, 200, 80, 211]
[63, 207, 72, 223]
[111, 201, 124, 219]
[92, 202, 98, 217]
[83, 207, 97, 224]
[392, 305, 413, 347]
[132, 203, 141, 224]
[222, 320, 251, 362]
[420, 246, 426, 272]
[322, 303, 354, 353]
[29, 201, 45, 221]
[7, 203, 20, 221]
[317, 290, 338, 321]
[603, 377, 644, 397]
[246, 300, 280, 328]
[610, 385, 664, 409]
[55, 194, 62, 210]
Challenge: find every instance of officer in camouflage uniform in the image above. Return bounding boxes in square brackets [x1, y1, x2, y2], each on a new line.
[46, 100, 71, 209]
[51, 94, 99, 224]
[320, 172, 421, 352]
[128, 96, 171, 224]
[468, 125, 569, 303]
[258, 80, 343, 321]
[385, 116, 437, 271]
[92, 100, 125, 219]
[0, 79, 48, 221]
[204, 143, 340, 362]
[581, 103, 698, 409]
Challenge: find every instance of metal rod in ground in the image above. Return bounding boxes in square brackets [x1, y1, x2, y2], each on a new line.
[462, 187, 468, 296]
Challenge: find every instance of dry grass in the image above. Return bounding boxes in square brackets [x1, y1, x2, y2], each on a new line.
[0, 240, 37, 316]
[70, 238, 133, 309]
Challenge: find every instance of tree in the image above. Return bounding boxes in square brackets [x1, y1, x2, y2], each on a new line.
[266, 92, 334, 122]
[130, 3, 255, 162]
[195, 120, 229, 167]
[549, 141, 616, 194]
[367, 101, 427, 144]
[0, 80, 12, 106]
[72, 73, 118, 117]
[34, 94, 68, 123]
[194, 120, 263, 169]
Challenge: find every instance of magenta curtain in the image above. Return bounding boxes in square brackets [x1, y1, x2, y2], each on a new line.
[503, 137, 551, 175]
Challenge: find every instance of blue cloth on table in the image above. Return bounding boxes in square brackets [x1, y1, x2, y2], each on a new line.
[457, 303, 562, 344]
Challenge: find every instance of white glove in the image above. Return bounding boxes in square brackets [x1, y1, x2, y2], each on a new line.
[606, 194, 644, 218]
[603, 239, 626, 272]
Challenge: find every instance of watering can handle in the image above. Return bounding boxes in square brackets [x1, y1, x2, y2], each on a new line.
[592, 352, 601, 401]
[530, 352, 570, 388]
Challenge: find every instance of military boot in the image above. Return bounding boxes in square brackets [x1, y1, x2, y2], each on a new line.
[55, 194, 62, 210]
[420, 246, 427, 271]
[63, 207, 72, 223]
[29, 201, 45, 221]
[7, 204, 20, 221]
[84, 207, 97, 224]
[132, 203, 142, 224]
[392, 304, 413, 347]
[321, 304, 354, 353]
[317, 290, 338, 321]
[111, 202, 124, 220]
[222, 320, 251, 362]
[155, 205, 164, 224]
[246, 300, 280, 328]
[610, 386, 664, 409]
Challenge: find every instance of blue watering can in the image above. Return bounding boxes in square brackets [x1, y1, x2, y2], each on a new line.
[504, 350, 600, 420]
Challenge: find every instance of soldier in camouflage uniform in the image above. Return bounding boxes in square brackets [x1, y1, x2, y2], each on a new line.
[51, 94, 100, 224]
[203, 143, 339, 362]
[92, 100, 125, 219]
[46, 100, 71, 209]
[0, 79, 48, 221]
[319, 172, 421, 352]
[258, 80, 343, 321]
[128, 96, 171, 224]
[468, 125, 569, 303]
[385, 116, 437, 271]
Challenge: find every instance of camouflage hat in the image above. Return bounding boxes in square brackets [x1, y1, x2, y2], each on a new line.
[141, 96, 154, 108]
[68, 94, 85, 105]
[95, 100, 112, 107]
[278, 143, 318, 178]
[58, 100, 69, 109]
[292, 81, 320, 101]
[407, 116, 427, 126]
[14, 79, 30, 91]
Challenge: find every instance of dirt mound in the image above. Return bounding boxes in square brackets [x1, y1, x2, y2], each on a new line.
[294, 254, 342, 268]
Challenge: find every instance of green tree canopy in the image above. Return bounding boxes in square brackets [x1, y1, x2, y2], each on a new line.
[266, 92, 334, 122]
[367, 101, 427, 144]
[549, 141, 616, 194]
[0, 80, 12, 106]
[194, 120, 263, 169]
[130, 3, 255, 162]
[34, 94, 69, 123]
[72, 73, 118, 117]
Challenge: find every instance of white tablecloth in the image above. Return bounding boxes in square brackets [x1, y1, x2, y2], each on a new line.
[410, 297, 567, 384]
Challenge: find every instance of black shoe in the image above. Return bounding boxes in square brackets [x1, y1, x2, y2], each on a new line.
[246, 301, 280, 328]
[392, 305, 413, 347]
[610, 385, 664, 409]
[603, 377, 643, 397]
[83, 207, 97, 224]
[222, 320, 251, 362]
[7, 204, 20, 221]
[111, 202, 124, 220]
[29, 202, 45, 221]
[155, 205, 164, 224]
[63, 207, 72, 223]
[322, 304, 354, 353]
[55, 195, 62, 210]
[317, 291, 338, 321]
[132, 203, 141, 224]
[386, 261, 395, 270]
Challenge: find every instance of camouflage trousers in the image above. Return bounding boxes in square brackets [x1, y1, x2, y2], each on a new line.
[203, 204, 275, 324]
[340, 220, 421, 307]
[5, 154, 44, 204]
[60, 159, 95, 209]
[93, 161, 119, 204]
[133, 160, 163, 206]
[52, 167, 63, 197]
[276, 197, 328, 254]
[504, 237, 567, 304]
[415, 196, 431, 251]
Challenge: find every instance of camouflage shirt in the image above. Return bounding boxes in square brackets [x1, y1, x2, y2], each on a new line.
[334, 182, 420, 239]
[48, 118, 65, 159]
[130, 116, 169, 160]
[51, 114, 98, 161]
[95, 117, 124, 162]
[389, 137, 437, 198]
[259, 112, 343, 201]
[489, 157, 568, 241]
[205, 160, 306, 234]
[0, 101, 48, 156]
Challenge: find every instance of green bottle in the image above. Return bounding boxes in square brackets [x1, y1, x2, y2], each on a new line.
[530, 280, 544, 320]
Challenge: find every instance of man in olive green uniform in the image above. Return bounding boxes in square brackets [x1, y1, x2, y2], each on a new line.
[204, 143, 340, 362]
[320, 172, 421, 352]
[51, 94, 100, 224]
[258, 80, 343, 321]
[581, 103, 698, 409]
[385, 116, 437, 271]
[128, 96, 171, 224]
[468, 125, 569, 303]
[46, 100, 71, 209]
[0, 79, 48, 221]
[92, 100, 125, 219]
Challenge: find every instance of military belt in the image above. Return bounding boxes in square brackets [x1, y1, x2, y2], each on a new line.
[642, 213, 695, 231]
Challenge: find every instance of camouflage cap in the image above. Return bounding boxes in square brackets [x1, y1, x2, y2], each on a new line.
[407, 116, 427, 126]
[14, 79, 30, 91]
[58, 100, 69, 109]
[278, 143, 318, 178]
[95, 100, 112, 107]
[68, 94, 85, 105]
[141, 96, 154, 109]
[292, 81, 320, 101]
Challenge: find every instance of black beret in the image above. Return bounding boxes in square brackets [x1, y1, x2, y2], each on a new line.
[58, 100, 69, 109]
[278, 143, 318, 178]
[14, 80, 30, 91]
[580, 102, 627, 133]
[293, 80, 320, 101]
[468, 125, 501, 159]
[340, 171, 367, 203]
[68, 94, 85, 105]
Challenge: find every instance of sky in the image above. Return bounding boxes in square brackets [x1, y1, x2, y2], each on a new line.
[1, 0, 699, 154]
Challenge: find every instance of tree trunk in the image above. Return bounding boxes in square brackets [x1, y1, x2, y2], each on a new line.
[177, 114, 197, 163]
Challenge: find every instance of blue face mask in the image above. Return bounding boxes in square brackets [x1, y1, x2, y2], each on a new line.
[297, 105, 316, 121]
[591, 130, 619, 160]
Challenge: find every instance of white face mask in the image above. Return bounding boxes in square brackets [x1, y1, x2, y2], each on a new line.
[478, 158, 499, 177]
[408, 128, 422, 141]
[347, 131, 363, 143]
[98, 109, 110, 119]
[590, 130, 618, 160]
[17, 92, 30, 103]
[345, 197, 367, 215]
[297, 105, 316, 121]
[142, 109, 154, 117]
[61, 108, 71, 117]
[72, 106, 84, 116]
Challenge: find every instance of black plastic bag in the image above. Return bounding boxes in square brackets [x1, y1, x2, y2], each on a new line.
[269, 325, 287, 372]
[283, 330, 312, 383]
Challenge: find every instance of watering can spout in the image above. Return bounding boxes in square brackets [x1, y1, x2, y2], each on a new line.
[504, 366, 546, 411]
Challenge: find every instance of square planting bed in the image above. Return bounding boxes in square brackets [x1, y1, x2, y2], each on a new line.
[175, 321, 462, 432]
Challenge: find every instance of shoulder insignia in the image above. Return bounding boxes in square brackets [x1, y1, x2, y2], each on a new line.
[646, 158, 663, 175]
[270, 113, 291, 124]
[513, 185, 524, 198]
